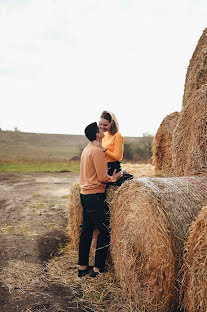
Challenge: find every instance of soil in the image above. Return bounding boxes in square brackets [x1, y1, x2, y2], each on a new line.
[0, 172, 96, 312]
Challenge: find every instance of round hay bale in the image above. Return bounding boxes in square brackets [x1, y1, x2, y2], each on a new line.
[152, 112, 180, 175]
[181, 205, 207, 312]
[109, 177, 207, 312]
[183, 27, 207, 108]
[172, 84, 207, 176]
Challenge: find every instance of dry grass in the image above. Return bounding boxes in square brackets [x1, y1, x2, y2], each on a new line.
[181, 205, 207, 312]
[109, 176, 207, 312]
[172, 84, 207, 176]
[46, 245, 136, 312]
[122, 163, 155, 177]
[152, 112, 179, 175]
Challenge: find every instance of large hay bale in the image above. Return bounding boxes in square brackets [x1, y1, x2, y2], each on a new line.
[181, 205, 207, 312]
[152, 112, 180, 175]
[183, 27, 207, 108]
[109, 177, 207, 312]
[171, 84, 207, 176]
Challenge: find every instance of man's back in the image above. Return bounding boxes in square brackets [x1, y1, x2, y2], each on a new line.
[80, 142, 115, 194]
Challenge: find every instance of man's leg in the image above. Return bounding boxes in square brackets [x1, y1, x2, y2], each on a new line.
[93, 193, 110, 272]
[78, 194, 94, 273]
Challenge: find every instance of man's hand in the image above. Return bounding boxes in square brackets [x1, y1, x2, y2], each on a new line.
[112, 169, 122, 181]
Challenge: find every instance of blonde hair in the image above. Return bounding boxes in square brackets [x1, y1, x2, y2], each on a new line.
[100, 110, 119, 135]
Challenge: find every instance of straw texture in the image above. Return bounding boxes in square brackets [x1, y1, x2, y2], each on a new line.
[181, 205, 207, 312]
[172, 84, 207, 176]
[152, 112, 179, 175]
[182, 27, 207, 108]
[109, 177, 207, 312]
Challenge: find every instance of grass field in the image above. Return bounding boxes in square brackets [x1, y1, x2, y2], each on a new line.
[0, 160, 80, 172]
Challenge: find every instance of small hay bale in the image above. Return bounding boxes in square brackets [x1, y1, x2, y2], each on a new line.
[181, 205, 207, 312]
[182, 27, 207, 108]
[109, 176, 207, 312]
[68, 183, 82, 250]
[152, 112, 180, 175]
[172, 84, 207, 176]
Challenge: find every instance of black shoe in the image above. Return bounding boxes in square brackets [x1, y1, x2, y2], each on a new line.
[90, 268, 104, 278]
[78, 266, 93, 277]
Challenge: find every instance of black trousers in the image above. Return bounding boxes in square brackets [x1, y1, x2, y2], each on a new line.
[78, 193, 110, 269]
[107, 161, 133, 186]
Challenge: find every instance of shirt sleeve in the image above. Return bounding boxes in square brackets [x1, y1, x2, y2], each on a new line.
[105, 133, 124, 161]
[93, 150, 116, 183]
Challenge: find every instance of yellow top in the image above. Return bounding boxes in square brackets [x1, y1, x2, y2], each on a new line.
[102, 131, 124, 162]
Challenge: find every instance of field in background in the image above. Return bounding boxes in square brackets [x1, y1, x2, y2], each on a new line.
[0, 130, 88, 161]
[0, 160, 80, 173]
[0, 130, 149, 172]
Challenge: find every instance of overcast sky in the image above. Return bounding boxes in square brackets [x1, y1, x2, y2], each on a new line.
[0, 0, 207, 137]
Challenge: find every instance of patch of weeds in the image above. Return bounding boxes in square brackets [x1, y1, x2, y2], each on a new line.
[61, 195, 68, 199]
[19, 224, 29, 234]
[58, 241, 69, 252]
[32, 193, 41, 198]
[0, 223, 16, 234]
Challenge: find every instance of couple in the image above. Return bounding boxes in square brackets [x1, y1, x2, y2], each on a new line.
[78, 110, 133, 278]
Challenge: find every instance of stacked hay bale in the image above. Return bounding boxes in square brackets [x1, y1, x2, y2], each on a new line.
[182, 28, 207, 108]
[153, 28, 207, 176]
[171, 84, 207, 176]
[181, 205, 207, 312]
[152, 112, 179, 175]
[109, 177, 207, 312]
[171, 28, 207, 176]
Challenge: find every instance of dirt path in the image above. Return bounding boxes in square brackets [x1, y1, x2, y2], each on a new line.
[0, 172, 96, 312]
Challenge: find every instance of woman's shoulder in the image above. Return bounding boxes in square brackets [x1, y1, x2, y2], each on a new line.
[114, 131, 123, 139]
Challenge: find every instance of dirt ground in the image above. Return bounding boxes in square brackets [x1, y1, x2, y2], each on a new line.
[0, 172, 101, 312]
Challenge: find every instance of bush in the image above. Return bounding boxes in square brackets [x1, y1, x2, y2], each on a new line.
[124, 133, 153, 163]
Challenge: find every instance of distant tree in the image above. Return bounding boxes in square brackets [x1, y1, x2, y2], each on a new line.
[134, 133, 153, 162]
[124, 142, 134, 161]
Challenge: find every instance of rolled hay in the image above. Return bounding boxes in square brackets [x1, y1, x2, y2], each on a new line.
[109, 176, 207, 312]
[171, 84, 207, 176]
[152, 112, 180, 175]
[183, 27, 207, 108]
[68, 183, 117, 262]
[181, 205, 207, 312]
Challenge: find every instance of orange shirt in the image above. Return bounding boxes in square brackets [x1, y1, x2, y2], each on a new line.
[80, 142, 116, 194]
[102, 131, 124, 162]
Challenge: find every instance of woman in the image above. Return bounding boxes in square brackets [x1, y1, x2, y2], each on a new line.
[99, 110, 133, 185]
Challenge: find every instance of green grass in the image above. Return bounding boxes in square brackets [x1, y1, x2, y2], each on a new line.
[0, 160, 80, 173]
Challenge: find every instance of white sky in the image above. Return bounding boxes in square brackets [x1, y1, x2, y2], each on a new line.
[0, 0, 207, 137]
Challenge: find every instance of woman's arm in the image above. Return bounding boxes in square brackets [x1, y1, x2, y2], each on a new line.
[105, 133, 124, 161]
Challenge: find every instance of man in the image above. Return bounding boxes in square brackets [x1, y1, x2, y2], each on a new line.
[78, 122, 122, 277]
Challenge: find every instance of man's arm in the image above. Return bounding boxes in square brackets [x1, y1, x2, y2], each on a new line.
[93, 150, 122, 183]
